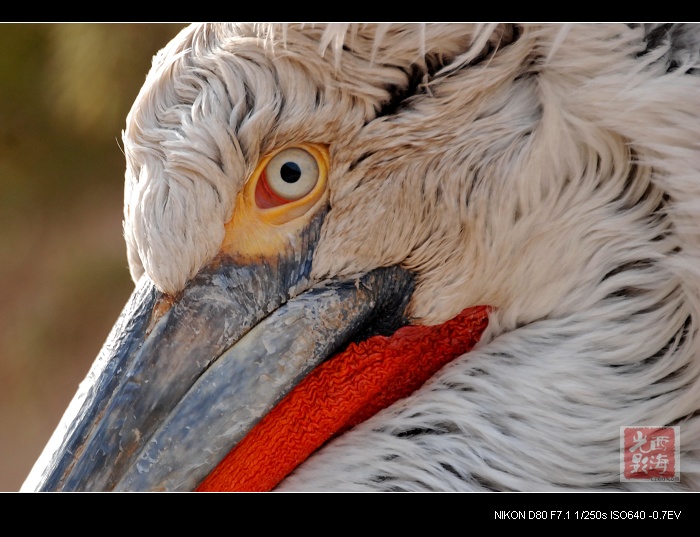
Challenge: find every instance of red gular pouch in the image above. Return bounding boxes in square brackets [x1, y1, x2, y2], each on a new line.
[197, 305, 491, 492]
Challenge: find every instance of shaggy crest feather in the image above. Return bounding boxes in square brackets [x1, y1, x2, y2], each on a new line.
[121, 23, 700, 490]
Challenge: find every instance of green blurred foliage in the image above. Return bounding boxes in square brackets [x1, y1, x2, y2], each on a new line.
[0, 23, 187, 491]
[0, 24, 186, 214]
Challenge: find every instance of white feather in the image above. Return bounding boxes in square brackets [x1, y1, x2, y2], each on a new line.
[123, 23, 700, 491]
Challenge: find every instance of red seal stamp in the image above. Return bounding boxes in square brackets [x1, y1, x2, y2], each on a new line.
[620, 426, 680, 482]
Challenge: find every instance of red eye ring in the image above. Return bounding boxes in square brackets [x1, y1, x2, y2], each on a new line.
[256, 170, 296, 209]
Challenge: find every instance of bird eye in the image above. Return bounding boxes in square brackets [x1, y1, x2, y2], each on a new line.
[256, 147, 320, 208]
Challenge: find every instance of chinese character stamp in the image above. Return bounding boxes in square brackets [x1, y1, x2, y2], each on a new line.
[620, 426, 680, 482]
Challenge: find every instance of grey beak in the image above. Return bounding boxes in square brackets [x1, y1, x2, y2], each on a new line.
[22, 228, 413, 491]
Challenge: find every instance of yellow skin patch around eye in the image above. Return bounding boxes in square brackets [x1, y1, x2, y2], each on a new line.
[219, 143, 330, 265]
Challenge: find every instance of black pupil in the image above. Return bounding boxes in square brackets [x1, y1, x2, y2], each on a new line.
[280, 162, 302, 183]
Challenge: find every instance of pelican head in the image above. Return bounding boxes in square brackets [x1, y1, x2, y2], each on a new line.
[22, 23, 700, 492]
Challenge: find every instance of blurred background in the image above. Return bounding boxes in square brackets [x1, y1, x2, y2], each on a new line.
[0, 23, 188, 491]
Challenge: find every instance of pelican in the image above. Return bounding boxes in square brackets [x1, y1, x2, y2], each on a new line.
[21, 23, 700, 492]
